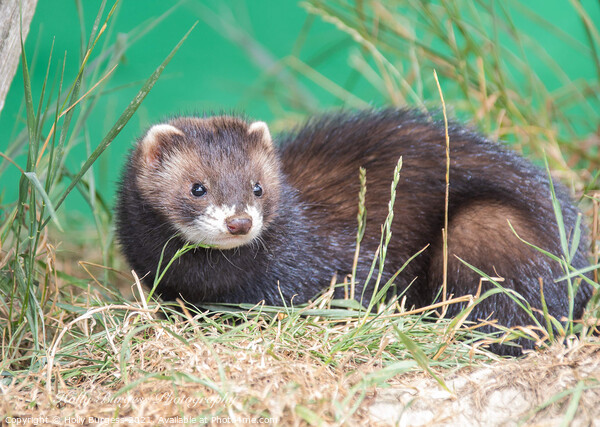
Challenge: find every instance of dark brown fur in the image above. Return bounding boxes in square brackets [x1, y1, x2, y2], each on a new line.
[116, 109, 592, 355]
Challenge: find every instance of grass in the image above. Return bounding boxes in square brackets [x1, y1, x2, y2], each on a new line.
[1, 0, 600, 425]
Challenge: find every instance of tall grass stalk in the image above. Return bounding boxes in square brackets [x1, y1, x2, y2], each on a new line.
[0, 1, 195, 374]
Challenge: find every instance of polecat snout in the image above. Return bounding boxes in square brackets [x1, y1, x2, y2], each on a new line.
[116, 109, 592, 355]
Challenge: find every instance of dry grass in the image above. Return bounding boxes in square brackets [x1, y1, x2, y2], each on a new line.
[0, 302, 411, 425]
[2, 295, 599, 426]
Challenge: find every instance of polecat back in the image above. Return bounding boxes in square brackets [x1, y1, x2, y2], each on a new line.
[116, 109, 593, 355]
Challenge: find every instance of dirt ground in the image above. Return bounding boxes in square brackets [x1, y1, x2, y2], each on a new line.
[368, 342, 600, 426]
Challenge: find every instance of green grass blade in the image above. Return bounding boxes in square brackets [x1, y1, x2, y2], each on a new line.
[560, 380, 584, 427]
[507, 220, 599, 289]
[44, 55, 66, 194]
[456, 256, 543, 330]
[568, 0, 600, 81]
[47, 22, 197, 223]
[544, 157, 569, 261]
[555, 263, 600, 284]
[395, 326, 450, 392]
[119, 323, 154, 384]
[49, 0, 110, 187]
[568, 213, 583, 262]
[296, 405, 325, 426]
[539, 278, 554, 342]
[20, 25, 37, 164]
[33, 40, 55, 158]
[23, 172, 62, 231]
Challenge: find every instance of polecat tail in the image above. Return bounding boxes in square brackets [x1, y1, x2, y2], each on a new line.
[427, 198, 590, 355]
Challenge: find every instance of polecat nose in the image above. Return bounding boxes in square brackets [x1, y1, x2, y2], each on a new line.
[226, 216, 252, 235]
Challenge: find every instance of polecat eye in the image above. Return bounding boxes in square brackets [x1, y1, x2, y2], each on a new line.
[191, 183, 207, 197]
[253, 183, 263, 197]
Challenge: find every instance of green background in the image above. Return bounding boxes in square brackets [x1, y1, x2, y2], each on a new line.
[0, 0, 598, 223]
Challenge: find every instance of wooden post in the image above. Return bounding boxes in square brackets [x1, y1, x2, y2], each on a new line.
[0, 0, 38, 114]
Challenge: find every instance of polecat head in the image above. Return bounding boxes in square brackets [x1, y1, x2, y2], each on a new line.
[132, 116, 281, 249]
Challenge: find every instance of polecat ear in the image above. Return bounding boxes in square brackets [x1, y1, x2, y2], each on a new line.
[247, 121, 273, 150]
[140, 123, 184, 167]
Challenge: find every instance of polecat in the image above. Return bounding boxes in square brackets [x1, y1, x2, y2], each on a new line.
[115, 109, 592, 355]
